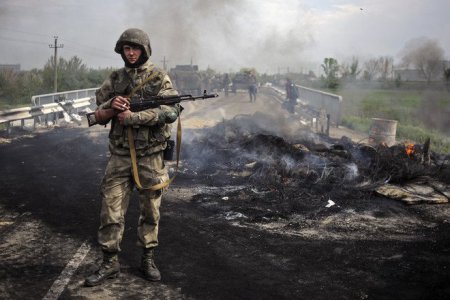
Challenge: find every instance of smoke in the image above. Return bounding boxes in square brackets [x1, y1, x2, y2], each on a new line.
[123, 0, 315, 72]
[2, 0, 450, 73]
[0, 0, 316, 72]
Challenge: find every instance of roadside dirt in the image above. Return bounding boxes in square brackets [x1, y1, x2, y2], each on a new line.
[1, 89, 450, 300]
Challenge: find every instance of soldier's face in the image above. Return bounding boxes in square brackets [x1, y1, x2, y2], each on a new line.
[123, 45, 142, 64]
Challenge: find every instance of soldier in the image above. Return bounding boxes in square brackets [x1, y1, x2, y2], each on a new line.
[318, 107, 327, 133]
[248, 73, 257, 102]
[222, 73, 231, 96]
[285, 78, 298, 114]
[85, 28, 182, 286]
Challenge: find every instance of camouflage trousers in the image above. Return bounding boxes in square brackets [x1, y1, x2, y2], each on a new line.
[97, 152, 169, 252]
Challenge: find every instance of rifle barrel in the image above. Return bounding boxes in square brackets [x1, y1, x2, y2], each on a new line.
[129, 92, 218, 112]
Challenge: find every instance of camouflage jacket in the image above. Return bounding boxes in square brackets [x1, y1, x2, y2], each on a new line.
[95, 60, 181, 156]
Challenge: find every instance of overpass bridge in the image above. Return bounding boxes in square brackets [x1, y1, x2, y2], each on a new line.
[0, 85, 342, 135]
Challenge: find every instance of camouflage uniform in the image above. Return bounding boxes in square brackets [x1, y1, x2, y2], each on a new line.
[285, 79, 298, 114]
[96, 28, 180, 252]
[85, 28, 178, 286]
[95, 37, 181, 253]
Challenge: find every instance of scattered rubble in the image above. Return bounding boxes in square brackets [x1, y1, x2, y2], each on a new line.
[179, 112, 449, 221]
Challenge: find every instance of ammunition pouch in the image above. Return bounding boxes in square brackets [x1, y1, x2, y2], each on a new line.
[163, 140, 175, 161]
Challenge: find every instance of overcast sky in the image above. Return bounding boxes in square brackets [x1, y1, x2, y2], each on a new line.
[0, 0, 449, 74]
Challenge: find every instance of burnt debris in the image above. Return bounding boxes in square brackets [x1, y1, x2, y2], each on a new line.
[179, 113, 449, 213]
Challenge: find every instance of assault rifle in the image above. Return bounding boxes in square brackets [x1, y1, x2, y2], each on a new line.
[86, 90, 218, 127]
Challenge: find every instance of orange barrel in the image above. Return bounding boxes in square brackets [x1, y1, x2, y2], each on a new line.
[368, 118, 398, 146]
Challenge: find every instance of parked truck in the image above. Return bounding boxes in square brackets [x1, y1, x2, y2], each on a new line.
[169, 65, 203, 96]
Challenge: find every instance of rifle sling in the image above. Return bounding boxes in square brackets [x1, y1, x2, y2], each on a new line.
[127, 116, 181, 190]
[124, 68, 181, 190]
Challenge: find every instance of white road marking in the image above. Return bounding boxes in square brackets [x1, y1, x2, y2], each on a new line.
[0, 221, 14, 226]
[42, 241, 91, 300]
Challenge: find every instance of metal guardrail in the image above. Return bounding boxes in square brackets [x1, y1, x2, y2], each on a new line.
[297, 86, 342, 126]
[271, 84, 342, 127]
[0, 88, 98, 134]
[0, 94, 95, 134]
[2, 85, 341, 135]
[31, 88, 97, 106]
[268, 84, 342, 136]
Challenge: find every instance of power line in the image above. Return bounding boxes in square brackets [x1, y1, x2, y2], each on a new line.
[0, 27, 112, 55]
[0, 27, 116, 61]
[59, 39, 117, 61]
[0, 35, 48, 46]
[0, 27, 50, 38]
[0, 28, 123, 67]
[59, 37, 110, 54]
[0, 35, 117, 63]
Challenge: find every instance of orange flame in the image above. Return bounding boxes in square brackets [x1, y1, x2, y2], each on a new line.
[405, 143, 415, 156]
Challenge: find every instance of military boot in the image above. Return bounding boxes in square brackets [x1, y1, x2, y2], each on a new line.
[140, 248, 161, 281]
[85, 251, 120, 287]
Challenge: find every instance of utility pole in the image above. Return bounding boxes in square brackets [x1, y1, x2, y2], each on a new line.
[160, 56, 168, 70]
[49, 36, 64, 93]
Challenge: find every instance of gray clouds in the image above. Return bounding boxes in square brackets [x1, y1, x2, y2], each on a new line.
[0, 0, 448, 73]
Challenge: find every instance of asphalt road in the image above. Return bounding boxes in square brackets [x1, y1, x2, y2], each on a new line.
[1, 89, 450, 300]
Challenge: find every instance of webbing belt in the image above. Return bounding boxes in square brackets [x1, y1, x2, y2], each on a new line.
[125, 71, 181, 190]
[127, 117, 181, 190]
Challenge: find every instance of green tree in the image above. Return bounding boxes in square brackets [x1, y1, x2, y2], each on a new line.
[42, 56, 59, 93]
[17, 69, 45, 103]
[379, 56, 394, 81]
[85, 67, 115, 86]
[0, 56, 114, 109]
[321, 57, 339, 89]
[363, 58, 381, 81]
[59, 56, 89, 91]
[444, 68, 450, 83]
[341, 56, 361, 81]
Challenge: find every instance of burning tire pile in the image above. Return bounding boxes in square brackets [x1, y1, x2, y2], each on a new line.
[179, 111, 449, 218]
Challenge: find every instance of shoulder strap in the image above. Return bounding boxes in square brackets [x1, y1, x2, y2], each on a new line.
[126, 68, 181, 191]
[127, 68, 160, 98]
[127, 117, 181, 190]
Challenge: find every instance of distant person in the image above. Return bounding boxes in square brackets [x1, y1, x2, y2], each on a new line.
[84, 28, 181, 287]
[231, 77, 237, 94]
[248, 73, 258, 102]
[201, 73, 210, 94]
[222, 73, 231, 96]
[318, 107, 327, 133]
[285, 78, 299, 114]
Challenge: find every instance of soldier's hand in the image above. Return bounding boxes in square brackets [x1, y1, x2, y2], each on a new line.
[117, 110, 132, 125]
[111, 96, 130, 111]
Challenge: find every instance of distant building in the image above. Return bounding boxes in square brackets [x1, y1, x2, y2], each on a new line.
[394, 60, 450, 82]
[393, 69, 426, 81]
[443, 60, 450, 70]
[0, 64, 21, 72]
[171, 64, 199, 72]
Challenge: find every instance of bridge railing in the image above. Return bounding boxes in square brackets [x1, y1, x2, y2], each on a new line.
[271, 84, 342, 126]
[31, 88, 97, 106]
[2, 85, 342, 135]
[297, 85, 342, 126]
[0, 88, 97, 134]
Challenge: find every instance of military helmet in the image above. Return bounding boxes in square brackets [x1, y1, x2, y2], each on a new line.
[114, 28, 152, 58]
